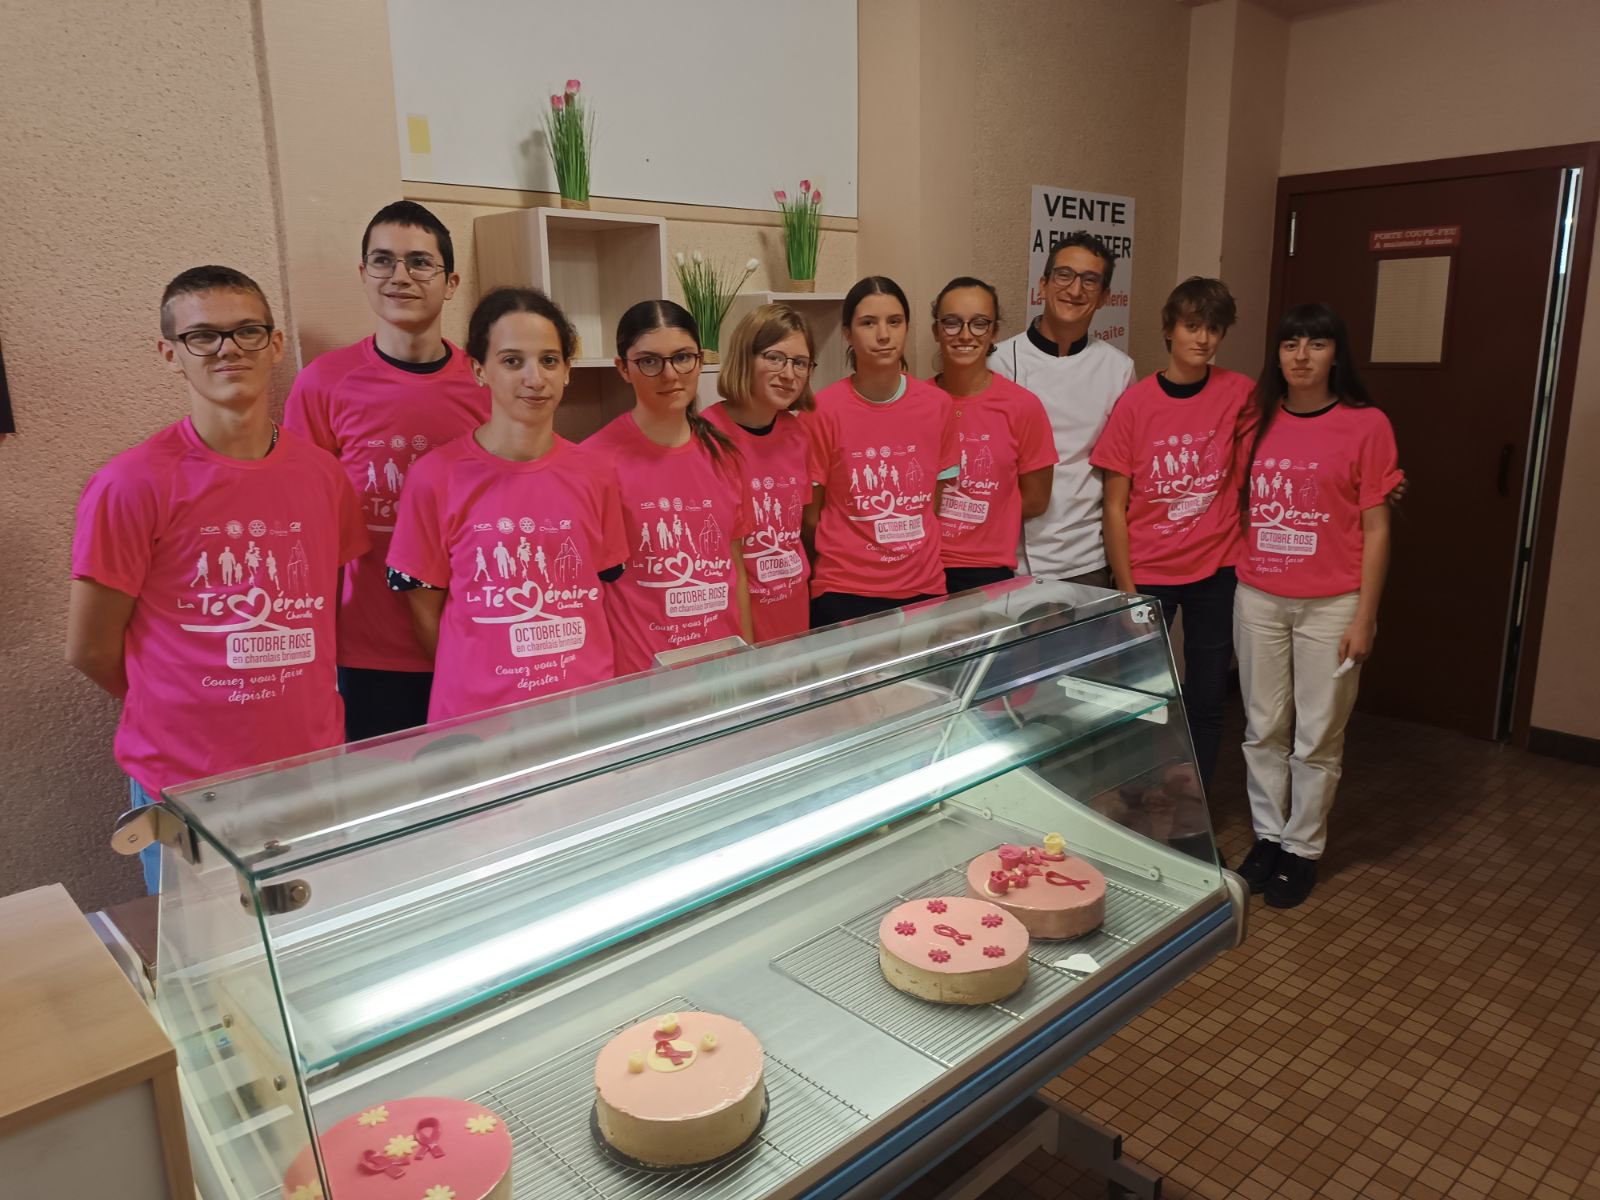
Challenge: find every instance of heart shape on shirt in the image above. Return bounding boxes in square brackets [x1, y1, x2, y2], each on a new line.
[664, 550, 695, 580]
[1257, 501, 1286, 525]
[226, 587, 273, 626]
[859, 489, 897, 516]
[504, 580, 545, 617]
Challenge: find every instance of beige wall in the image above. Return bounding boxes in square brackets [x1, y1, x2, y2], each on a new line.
[1178, 0, 1289, 375]
[1278, 0, 1600, 738]
[0, 0, 288, 909]
[862, 0, 1192, 378]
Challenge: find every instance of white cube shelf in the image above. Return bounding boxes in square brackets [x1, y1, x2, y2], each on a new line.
[474, 207, 669, 367]
[720, 291, 848, 393]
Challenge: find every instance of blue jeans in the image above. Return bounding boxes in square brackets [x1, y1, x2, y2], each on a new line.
[129, 778, 162, 895]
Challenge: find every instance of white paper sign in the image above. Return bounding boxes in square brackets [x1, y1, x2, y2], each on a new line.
[1027, 185, 1136, 353]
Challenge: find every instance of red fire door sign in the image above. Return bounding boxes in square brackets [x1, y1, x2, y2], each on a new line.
[1369, 225, 1462, 251]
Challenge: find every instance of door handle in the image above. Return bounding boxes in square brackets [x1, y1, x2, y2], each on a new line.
[1497, 443, 1515, 497]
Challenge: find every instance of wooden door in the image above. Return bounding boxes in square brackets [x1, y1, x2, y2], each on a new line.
[1278, 167, 1566, 738]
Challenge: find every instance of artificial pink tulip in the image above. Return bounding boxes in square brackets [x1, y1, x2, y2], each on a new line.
[811, 189, 822, 205]
[774, 189, 787, 203]
[566, 79, 581, 94]
[551, 94, 564, 110]
[800, 179, 812, 193]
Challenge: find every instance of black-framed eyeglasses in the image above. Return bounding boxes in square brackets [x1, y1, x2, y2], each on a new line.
[363, 251, 447, 281]
[1046, 266, 1105, 293]
[627, 350, 702, 377]
[756, 349, 815, 374]
[936, 315, 995, 337]
[173, 324, 275, 356]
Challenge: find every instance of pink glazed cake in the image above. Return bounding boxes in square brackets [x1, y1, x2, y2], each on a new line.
[965, 835, 1106, 940]
[877, 896, 1029, 1005]
[593, 1011, 766, 1167]
[281, 1096, 512, 1200]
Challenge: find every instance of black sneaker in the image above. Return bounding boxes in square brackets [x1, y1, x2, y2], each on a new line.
[1236, 839, 1282, 894]
[1264, 850, 1317, 909]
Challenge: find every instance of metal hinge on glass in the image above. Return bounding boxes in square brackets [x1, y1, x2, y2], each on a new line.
[110, 803, 201, 866]
[238, 877, 313, 916]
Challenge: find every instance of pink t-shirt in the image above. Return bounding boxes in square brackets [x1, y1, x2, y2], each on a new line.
[937, 374, 1059, 570]
[1089, 368, 1254, 585]
[807, 377, 959, 598]
[584, 413, 753, 675]
[703, 404, 811, 642]
[71, 419, 368, 794]
[1238, 403, 1402, 598]
[283, 337, 490, 672]
[388, 434, 630, 722]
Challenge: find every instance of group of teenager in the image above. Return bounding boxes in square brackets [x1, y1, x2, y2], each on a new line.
[67, 200, 1400, 909]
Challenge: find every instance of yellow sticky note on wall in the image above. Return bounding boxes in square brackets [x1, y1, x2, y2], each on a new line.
[407, 115, 432, 155]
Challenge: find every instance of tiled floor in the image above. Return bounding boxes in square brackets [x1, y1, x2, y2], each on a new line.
[911, 707, 1600, 1199]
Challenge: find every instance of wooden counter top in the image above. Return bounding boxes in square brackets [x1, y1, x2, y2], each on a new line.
[0, 883, 176, 1135]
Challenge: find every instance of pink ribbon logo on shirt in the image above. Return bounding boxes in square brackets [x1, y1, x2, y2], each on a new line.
[743, 528, 785, 558]
[639, 550, 710, 589]
[848, 489, 903, 522]
[179, 587, 293, 634]
[471, 581, 559, 626]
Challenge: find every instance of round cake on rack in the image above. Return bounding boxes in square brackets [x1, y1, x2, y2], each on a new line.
[593, 1011, 767, 1168]
[877, 895, 1029, 1005]
[280, 1095, 513, 1200]
[965, 834, 1106, 940]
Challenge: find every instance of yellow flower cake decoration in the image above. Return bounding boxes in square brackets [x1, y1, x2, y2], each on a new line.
[288, 1184, 323, 1200]
[357, 1105, 389, 1127]
[465, 1113, 499, 1135]
[384, 1132, 419, 1158]
[423, 1187, 456, 1200]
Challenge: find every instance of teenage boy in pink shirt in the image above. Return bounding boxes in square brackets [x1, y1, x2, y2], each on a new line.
[1093, 278, 1253, 793]
[68, 266, 368, 892]
[285, 201, 489, 740]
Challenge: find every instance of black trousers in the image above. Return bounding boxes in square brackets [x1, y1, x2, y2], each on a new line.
[1135, 567, 1237, 790]
[338, 666, 433, 742]
[944, 565, 1015, 594]
[809, 592, 938, 629]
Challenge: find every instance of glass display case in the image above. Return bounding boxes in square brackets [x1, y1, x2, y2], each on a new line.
[148, 578, 1245, 1200]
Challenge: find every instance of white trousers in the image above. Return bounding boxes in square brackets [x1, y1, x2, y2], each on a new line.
[1234, 582, 1362, 859]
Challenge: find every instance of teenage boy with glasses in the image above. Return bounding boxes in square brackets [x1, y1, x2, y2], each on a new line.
[284, 201, 489, 741]
[69, 266, 368, 892]
[992, 232, 1135, 588]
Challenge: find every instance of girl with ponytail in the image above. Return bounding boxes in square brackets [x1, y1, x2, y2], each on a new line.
[802, 275, 959, 627]
[585, 300, 754, 673]
[388, 287, 629, 720]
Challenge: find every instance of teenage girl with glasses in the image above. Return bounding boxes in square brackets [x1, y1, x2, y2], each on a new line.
[929, 276, 1058, 593]
[802, 276, 958, 628]
[703, 303, 817, 642]
[584, 300, 754, 674]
